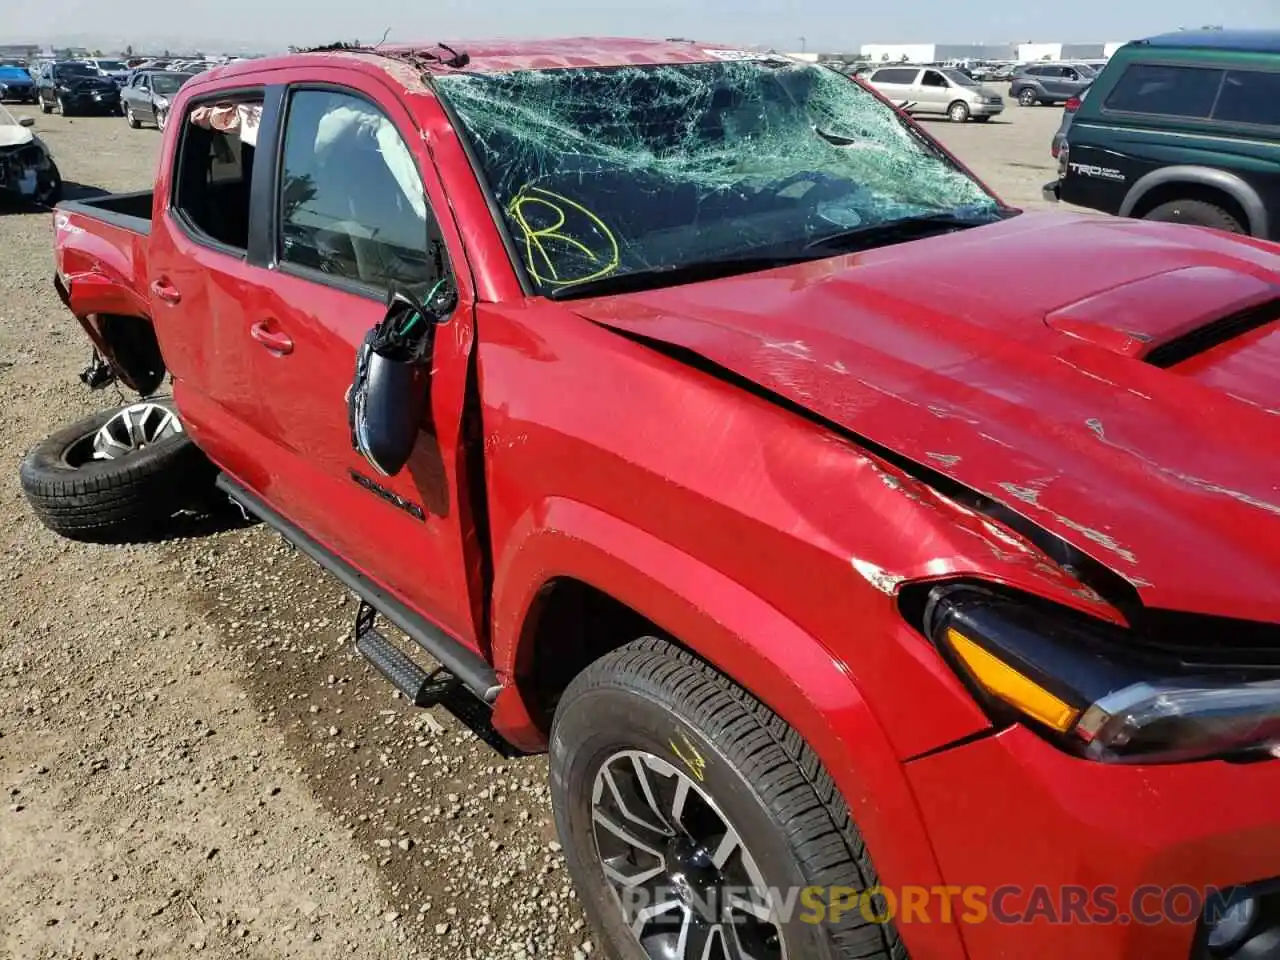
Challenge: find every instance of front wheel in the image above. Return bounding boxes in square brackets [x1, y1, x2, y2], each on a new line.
[156, 107, 167, 132]
[57, 95, 71, 116]
[550, 637, 903, 960]
[39, 93, 53, 114]
[1017, 87, 1038, 106]
[947, 100, 970, 123]
[1143, 198, 1245, 235]
[125, 104, 140, 128]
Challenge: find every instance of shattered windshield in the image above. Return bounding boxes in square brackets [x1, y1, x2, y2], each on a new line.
[435, 60, 999, 296]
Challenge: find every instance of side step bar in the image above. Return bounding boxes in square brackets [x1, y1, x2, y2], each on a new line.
[215, 474, 502, 704]
[354, 601, 457, 707]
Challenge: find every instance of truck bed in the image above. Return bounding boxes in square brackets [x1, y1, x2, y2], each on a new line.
[57, 189, 153, 236]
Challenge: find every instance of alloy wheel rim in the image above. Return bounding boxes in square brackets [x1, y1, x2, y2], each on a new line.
[590, 749, 786, 960]
[64, 402, 183, 466]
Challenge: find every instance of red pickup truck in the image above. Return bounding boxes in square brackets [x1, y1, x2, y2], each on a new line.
[26, 38, 1280, 960]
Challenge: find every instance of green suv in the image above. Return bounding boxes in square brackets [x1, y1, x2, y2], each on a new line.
[1044, 29, 1280, 240]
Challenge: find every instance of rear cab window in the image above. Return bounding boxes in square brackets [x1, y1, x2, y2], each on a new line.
[172, 95, 264, 252]
[1213, 69, 1280, 127]
[1103, 62, 1224, 118]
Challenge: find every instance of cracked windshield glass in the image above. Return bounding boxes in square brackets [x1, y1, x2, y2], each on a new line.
[436, 58, 1000, 296]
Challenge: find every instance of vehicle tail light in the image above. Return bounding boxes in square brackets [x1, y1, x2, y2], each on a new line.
[1064, 96, 1081, 112]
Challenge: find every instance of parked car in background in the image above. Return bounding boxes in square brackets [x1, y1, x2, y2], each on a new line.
[121, 70, 194, 130]
[0, 104, 61, 204]
[1050, 87, 1087, 158]
[1009, 62, 1095, 105]
[35, 60, 122, 116]
[0, 62, 36, 103]
[85, 57, 130, 84]
[866, 65, 1005, 121]
[1046, 29, 1280, 240]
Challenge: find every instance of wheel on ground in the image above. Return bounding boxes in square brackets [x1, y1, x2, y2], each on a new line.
[550, 636, 902, 960]
[1142, 198, 1245, 235]
[57, 95, 71, 116]
[947, 100, 970, 123]
[125, 104, 140, 128]
[1017, 87, 1038, 106]
[20, 399, 216, 542]
[156, 108, 167, 132]
[39, 94, 53, 114]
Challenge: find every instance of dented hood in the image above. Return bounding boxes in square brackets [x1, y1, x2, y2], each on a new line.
[572, 212, 1280, 622]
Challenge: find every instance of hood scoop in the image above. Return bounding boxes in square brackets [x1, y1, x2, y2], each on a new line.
[1044, 265, 1279, 366]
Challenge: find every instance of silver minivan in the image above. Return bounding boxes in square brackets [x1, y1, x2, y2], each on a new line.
[865, 65, 1005, 122]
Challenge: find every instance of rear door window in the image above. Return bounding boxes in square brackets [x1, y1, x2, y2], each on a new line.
[871, 68, 917, 85]
[1212, 69, 1280, 127]
[1103, 63, 1224, 118]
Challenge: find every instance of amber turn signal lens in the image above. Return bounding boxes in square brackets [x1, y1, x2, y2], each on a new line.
[945, 627, 1080, 733]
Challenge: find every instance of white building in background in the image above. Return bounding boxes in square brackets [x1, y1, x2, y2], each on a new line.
[860, 43, 937, 64]
[1017, 42, 1062, 61]
[855, 40, 1130, 65]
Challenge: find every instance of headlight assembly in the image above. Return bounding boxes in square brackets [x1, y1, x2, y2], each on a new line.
[923, 586, 1280, 764]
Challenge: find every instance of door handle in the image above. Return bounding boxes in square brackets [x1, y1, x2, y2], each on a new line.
[250, 321, 294, 355]
[150, 279, 181, 305]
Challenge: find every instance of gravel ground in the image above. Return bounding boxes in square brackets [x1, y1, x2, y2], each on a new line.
[0, 99, 1071, 960]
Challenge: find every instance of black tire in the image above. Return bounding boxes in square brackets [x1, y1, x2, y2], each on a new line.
[1143, 198, 1245, 235]
[57, 95, 72, 116]
[550, 637, 904, 960]
[125, 103, 140, 128]
[19, 400, 216, 542]
[1017, 87, 1038, 106]
[34, 160, 62, 207]
[947, 100, 970, 123]
[39, 94, 53, 114]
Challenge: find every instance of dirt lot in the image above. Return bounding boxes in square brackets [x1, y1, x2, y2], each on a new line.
[0, 100, 1068, 959]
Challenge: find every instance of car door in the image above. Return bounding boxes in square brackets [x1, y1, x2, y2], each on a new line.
[241, 72, 484, 647]
[917, 69, 951, 115]
[1042, 66, 1070, 101]
[125, 73, 148, 120]
[1061, 66, 1088, 98]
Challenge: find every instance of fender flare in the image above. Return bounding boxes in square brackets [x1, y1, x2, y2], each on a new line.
[490, 497, 968, 960]
[1119, 165, 1268, 237]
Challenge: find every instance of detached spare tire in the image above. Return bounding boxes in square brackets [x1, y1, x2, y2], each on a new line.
[20, 399, 215, 542]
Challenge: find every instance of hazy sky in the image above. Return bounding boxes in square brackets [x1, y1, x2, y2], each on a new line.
[8, 0, 1280, 51]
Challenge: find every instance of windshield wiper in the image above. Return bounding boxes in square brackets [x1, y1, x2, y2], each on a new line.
[803, 211, 996, 253]
[545, 253, 810, 301]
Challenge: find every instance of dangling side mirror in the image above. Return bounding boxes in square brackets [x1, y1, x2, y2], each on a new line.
[346, 282, 451, 478]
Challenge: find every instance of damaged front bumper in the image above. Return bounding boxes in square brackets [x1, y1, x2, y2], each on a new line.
[0, 142, 55, 201]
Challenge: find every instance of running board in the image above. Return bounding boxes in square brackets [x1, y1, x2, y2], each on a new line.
[215, 474, 502, 704]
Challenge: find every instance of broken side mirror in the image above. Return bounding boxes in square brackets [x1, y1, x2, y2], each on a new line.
[19, 117, 34, 127]
[346, 282, 452, 478]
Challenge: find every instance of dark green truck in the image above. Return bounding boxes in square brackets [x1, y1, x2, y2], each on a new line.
[1045, 29, 1280, 241]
